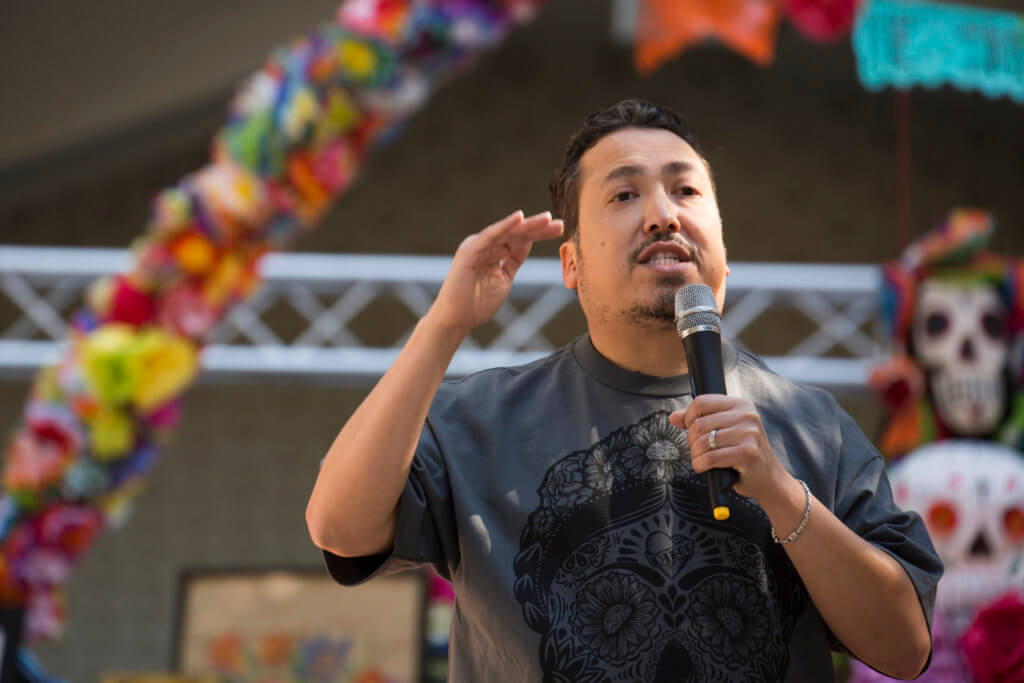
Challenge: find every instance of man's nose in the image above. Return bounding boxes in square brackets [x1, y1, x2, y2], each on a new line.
[644, 188, 680, 234]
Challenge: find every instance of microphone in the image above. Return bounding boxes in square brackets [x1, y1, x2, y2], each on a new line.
[675, 284, 739, 521]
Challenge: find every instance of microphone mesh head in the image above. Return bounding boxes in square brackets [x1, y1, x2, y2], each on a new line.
[675, 284, 721, 336]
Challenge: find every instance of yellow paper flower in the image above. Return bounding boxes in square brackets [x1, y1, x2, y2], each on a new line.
[338, 40, 377, 79]
[131, 330, 199, 412]
[88, 406, 135, 461]
[79, 324, 198, 413]
[283, 88, 318, 141]
[80, 324, 143, 404]
[315, 89, 360, 145]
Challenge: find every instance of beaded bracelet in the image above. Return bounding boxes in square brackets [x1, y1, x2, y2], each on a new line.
[771, 479, 812, 545]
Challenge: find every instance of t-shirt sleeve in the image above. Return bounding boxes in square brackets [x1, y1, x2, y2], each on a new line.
[829, 403, 944, 658]
[322, 416, 459, 586]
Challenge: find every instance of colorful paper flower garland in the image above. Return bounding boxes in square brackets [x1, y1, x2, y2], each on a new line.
[4, 0, 1021, 647]
[0, 0, 548, 640]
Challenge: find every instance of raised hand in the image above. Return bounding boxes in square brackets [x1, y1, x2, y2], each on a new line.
[429, 210, 564, 337]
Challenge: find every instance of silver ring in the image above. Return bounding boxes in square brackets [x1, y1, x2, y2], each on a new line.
[709, 428, 718, 450]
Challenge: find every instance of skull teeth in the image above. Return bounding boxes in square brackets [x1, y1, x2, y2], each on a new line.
[932, 374, 1005, 434]
[934, 376, 1000, 404]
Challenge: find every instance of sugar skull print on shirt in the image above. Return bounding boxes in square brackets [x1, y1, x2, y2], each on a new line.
[513, 411, 808, 682]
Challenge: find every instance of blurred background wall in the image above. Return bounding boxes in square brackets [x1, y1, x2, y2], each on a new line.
[1, 0, 1022, 678]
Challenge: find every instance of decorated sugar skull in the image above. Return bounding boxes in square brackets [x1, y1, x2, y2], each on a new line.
[871, 208, 1024, 457]
[912, 279, 1011, 437]
[891, 440, 1024, 635]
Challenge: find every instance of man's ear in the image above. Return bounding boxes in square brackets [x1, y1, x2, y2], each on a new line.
[559, 240, 578, 290]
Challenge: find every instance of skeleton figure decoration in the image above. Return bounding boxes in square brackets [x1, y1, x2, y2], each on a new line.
[912, 280, 1011, 437]
[855, 209, 1024, 682]
[871, 209, 1024, 457]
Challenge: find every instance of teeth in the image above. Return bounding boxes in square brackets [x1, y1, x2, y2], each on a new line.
[649, 254, 681, 265]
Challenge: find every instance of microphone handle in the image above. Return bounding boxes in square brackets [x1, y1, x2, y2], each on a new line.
[682, 330, 740, 520]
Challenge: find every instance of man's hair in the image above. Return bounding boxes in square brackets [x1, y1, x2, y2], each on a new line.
[549, 99, 710, 243]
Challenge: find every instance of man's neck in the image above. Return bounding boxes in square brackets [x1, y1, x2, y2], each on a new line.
[588, 323, 689, 377]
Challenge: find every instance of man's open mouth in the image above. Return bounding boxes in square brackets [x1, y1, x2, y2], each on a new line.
[636, 241, 694, 266]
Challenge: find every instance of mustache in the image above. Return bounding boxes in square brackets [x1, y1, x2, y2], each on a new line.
[629, 233, 700, 265]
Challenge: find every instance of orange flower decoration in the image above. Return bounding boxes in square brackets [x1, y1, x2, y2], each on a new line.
[258, 632, 295, 667]
[206, 631, 244, 673]
[171, 231, 219, 276]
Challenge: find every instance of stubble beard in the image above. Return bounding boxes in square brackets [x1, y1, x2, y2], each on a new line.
[576, 241, 687, 331]
[624, 276, 685, 328]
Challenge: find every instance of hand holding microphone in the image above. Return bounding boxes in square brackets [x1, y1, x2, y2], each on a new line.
[673, 284, 739, 520]
[671, 284, 795, 522]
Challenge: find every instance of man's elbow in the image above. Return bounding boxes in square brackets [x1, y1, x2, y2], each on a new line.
[878, 628, 931, 680]
[306, 500, 395, 558]
[306, 501, 346, 555]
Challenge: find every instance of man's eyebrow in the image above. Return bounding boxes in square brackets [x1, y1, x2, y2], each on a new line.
[602, 161, 696, 184]
[603, 164, 644, 184]
[662, 160, 695, 175]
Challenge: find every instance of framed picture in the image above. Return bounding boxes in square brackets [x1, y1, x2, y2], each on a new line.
[172, 567, 426, 682]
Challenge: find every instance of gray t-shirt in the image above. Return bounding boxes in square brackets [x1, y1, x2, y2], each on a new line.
[325, 335, 942, 682]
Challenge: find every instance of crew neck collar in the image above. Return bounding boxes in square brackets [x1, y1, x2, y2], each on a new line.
[572, 332, 738, 397]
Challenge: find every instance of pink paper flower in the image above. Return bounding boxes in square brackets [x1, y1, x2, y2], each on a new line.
[158, 285, 220, 340]
[36, 504, 103, 561]
[108, 276, 157, 326]
[3, 430, 70, 493]
[783, 0, 859, 44]
[24, 588, 65, 640]
[960, 592, 1024, 683]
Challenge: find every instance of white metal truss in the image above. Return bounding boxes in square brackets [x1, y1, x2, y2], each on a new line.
[0, 246, 885, 388]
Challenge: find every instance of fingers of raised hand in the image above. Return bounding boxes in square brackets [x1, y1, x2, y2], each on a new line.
[479, 210, 562, 247]
[456, 211, 523, 256]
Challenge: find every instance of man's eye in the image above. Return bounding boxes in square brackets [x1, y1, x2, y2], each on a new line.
[612, 191, 634, 203]
[676, 186, 700, 197]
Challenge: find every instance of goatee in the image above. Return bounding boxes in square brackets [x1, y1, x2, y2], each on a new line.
[625, 279, 683, 327]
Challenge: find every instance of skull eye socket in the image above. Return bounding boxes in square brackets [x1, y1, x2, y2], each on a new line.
[1004, 507, 1024, 543]
[982, 310, 1007, 341]
[924, 312, 950, 338]
[927, 500, 958, 534]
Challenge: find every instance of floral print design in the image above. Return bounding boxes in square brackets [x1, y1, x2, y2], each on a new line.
[514, 411, 806, 682]
[687, 575, 771, 662]
[582, 447, 614, 494]
[619, 412, 692, 483]
[538, 456, 591, 514]
[522, 412, 693, 547]
[572, 571, 657, 663]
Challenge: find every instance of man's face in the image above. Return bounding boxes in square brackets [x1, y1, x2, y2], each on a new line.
[559, 127, 728, 329]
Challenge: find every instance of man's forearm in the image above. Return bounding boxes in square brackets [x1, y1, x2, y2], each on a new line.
[306, 310, 465, 558]
[305, 209, 562, 558]
[760, 476, 931, 680]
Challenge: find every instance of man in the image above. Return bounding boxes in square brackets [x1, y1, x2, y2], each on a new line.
[306, 99, 942, 681]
